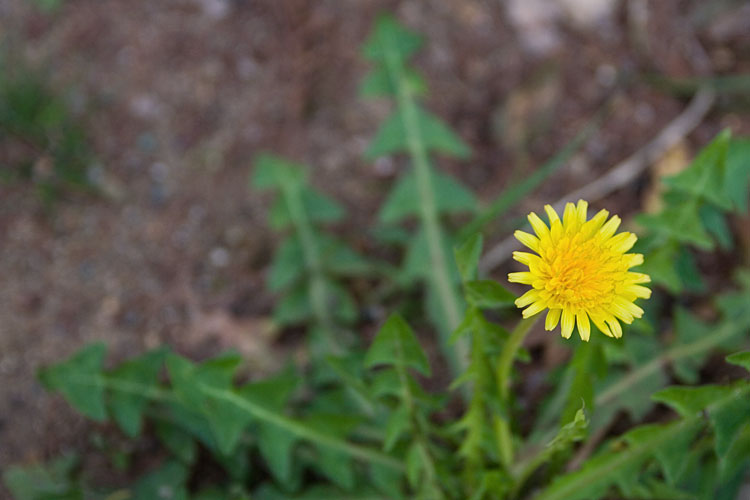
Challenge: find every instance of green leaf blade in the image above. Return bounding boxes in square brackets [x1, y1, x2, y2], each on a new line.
[365, 314, 430, 376]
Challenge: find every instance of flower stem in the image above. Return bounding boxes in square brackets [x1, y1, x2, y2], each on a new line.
[495, 315, 539, 467]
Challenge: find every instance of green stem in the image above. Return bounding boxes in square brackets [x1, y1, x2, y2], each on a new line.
[382, 34, 466, 375]
[495, 315, 540, 467]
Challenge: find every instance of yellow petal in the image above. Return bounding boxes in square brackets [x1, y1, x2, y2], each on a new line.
[576, 312, 590, 341]
[545, 308, 561, 331]
[591, 315, 613, 337]
[625, 285, 651, 299]
[514, 230, 541, 252]
[522, 301, 547, 318]
[562, 202, 577, 230]
[609, 232, 637, 253]
[607, 319, 623, 338]
[561, 309, 575, 339]
[544, 204, 560, 224]
[508, 272, 534, 284]
[581, 209, 609, 237]
[528, 212, 550, 239]
[575, 199, 588, 225]
[625, 272, 651, 284]
[625, 254, 644, 267]
[515, 289, 540, 308]
[598, 215, 621, 239]
[512, 251, 535, 265]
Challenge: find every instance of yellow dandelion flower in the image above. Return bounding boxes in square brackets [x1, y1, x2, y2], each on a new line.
[508, 200, 651, 341]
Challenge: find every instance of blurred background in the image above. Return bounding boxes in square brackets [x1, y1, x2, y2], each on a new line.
[1, 0, 749, 492]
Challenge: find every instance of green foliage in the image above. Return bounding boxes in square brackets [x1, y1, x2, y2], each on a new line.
[0, 61, 93, 202]
[32, 343, 404, 497]
[361, 14, 478, 376]
[3, 455, 83, 500]
[637, 130, 750, 292]
[252, 153, 371, 355]
[365, 314, 431, 376]
[9, 13, 750, 500]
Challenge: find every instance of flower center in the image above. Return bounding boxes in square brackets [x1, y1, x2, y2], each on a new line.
[539, 235, 622, 311]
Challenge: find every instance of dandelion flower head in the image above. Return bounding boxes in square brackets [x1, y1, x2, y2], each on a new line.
[508, 200, 651, 341]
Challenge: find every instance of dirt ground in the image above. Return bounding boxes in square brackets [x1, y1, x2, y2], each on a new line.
[1, 0, 749, 494]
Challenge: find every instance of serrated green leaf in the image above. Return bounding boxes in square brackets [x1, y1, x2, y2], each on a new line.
[365, 105, 471, 160]
[665, 130, 732, 210]
[166, 353, 252, 456]
[39, 343, 107, 421]
[378, 167, 477, 223]
[699, 203, 733, 250]
[710, 391, 750, 458]
[541, 405, 588, 464]
[107, 348, 165, 437]
[304, 414, 360, 490]
[257, 421, 298, 484]
[360, 65, 426, 97]
[726, 351, 750, 371]
[365, 314, 430, 376]
[464, 280, 515, 309]
[362, 15, 423, 63]
[637, 201, 714, 250]
[721, 425, 750, 482]
[652, 385, 735, 416]
[454, 233, 483, 282]
[651, 418, 702, 484]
